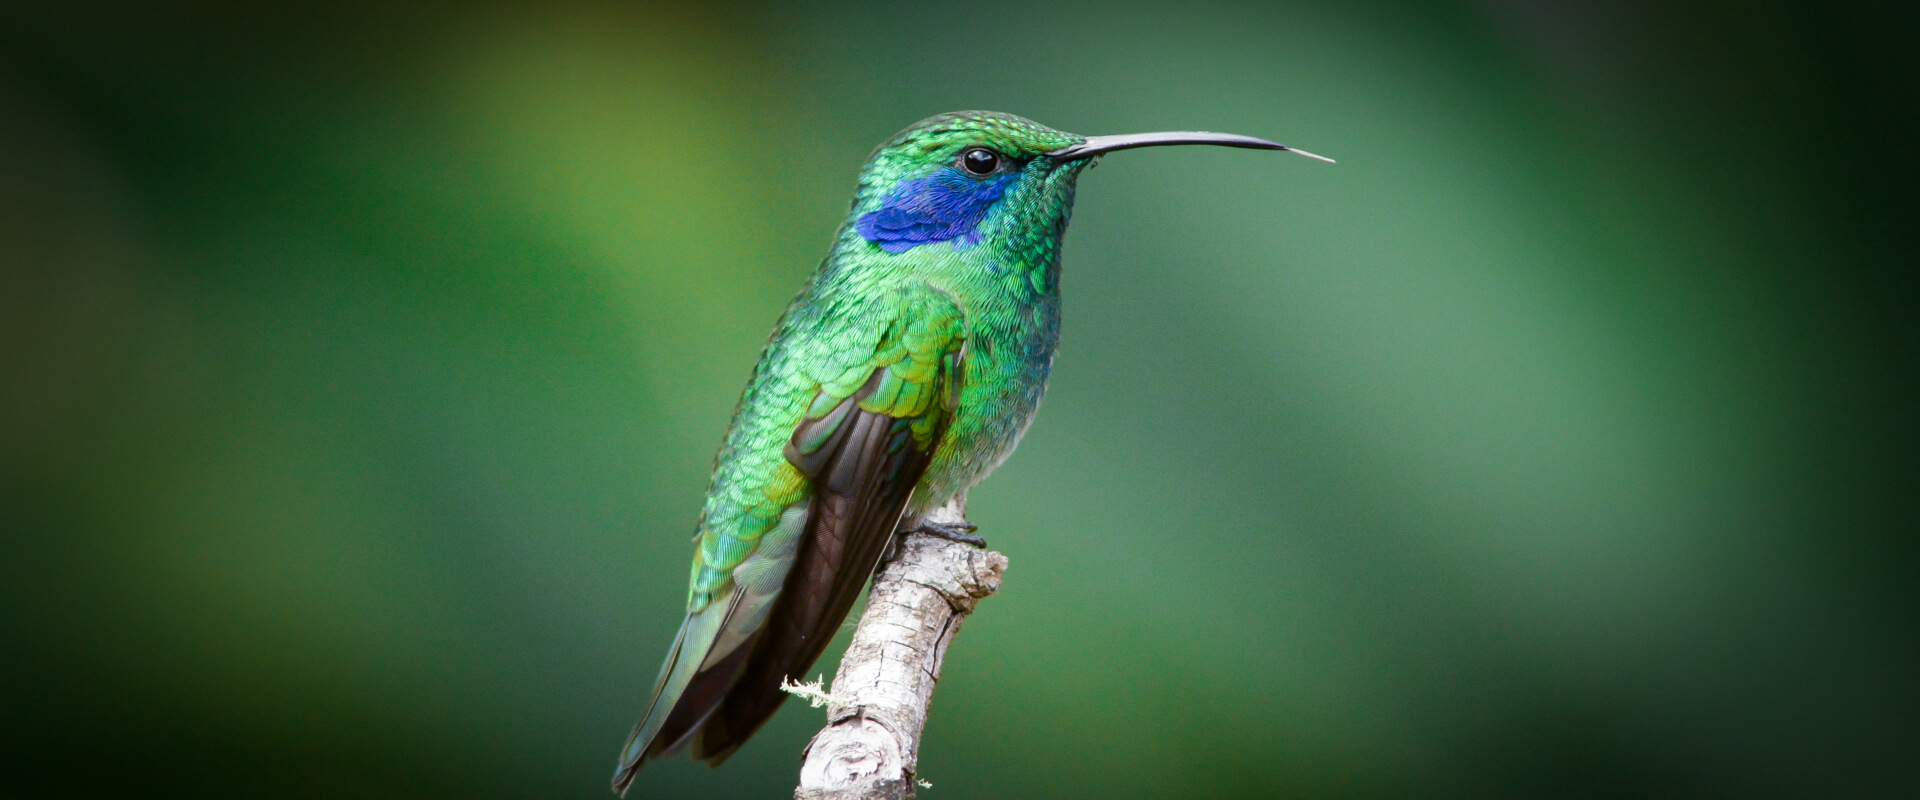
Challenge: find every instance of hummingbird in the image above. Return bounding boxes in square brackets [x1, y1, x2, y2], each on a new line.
[612, 111, 1329, 794]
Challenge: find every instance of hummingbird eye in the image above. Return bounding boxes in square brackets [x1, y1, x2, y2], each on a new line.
[958, 148, 1001, 176]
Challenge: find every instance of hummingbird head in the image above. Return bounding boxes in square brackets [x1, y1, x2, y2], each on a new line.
[843, 111, 1330, 264]
[848, 111, 1087, 258]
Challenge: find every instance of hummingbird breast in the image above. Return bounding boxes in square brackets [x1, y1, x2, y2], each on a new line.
[910, 282, 1062, 515]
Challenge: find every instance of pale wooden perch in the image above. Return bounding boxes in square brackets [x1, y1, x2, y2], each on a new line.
[791, 500, 1008, 800]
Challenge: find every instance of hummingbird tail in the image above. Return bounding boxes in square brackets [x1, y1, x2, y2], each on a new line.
[610, 607, 744, 794]
[611, 503, 811, 793]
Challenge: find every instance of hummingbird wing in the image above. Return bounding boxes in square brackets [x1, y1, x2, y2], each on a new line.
[613, 287, 966, 793]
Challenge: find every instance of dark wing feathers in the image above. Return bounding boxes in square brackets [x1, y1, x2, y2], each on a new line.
[613, 291, 964, 793]
[694, 396, 939, 762]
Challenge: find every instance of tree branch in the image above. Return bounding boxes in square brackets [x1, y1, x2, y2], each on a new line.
[792, 499, 1007, 800]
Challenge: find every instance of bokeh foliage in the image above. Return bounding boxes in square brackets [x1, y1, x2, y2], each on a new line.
[2, 1, 1912, 797]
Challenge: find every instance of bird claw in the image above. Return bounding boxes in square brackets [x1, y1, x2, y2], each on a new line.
[901, 519, 987, 549]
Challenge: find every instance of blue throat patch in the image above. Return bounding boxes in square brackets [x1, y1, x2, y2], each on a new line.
[857, 169, 1016, 253]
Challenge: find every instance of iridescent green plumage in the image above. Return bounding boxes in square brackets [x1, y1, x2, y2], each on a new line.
[613, 111, 1325, 794]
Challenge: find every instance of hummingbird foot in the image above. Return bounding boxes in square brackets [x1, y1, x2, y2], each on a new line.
[901, 519, 987, 549]
[883, 514, 984, 563]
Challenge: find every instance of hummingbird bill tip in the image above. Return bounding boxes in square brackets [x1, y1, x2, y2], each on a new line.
[1285, 147, 1336, 164]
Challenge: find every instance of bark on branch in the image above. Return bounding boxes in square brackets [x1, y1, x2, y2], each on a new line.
[792, 500, 1007, 800]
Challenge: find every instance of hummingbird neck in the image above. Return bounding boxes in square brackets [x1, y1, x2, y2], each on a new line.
[974, 160, 1084, 301]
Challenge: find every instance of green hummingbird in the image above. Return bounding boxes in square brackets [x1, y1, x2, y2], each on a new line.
[612, 111, 1329, 794]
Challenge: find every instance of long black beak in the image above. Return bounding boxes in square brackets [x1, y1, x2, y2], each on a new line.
[1047, 131, 1334, 163]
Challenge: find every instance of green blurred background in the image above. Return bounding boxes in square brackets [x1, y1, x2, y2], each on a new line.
[2, 1, 1913, 797]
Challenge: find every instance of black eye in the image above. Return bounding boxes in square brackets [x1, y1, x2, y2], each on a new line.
[959, 147, 1001, 176]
